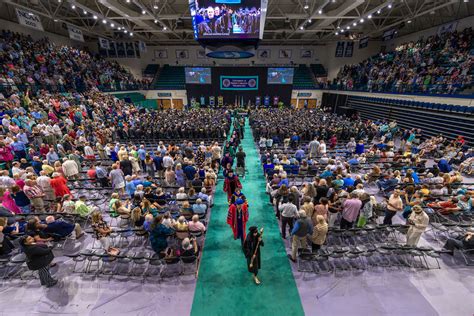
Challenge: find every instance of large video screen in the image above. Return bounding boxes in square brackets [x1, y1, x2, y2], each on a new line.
[267, 68, 294, 84]
[185, 67, 212, 84]
[190, 0, 263, 39]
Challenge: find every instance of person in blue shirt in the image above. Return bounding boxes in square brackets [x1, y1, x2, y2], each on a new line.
[11, 137, 27, 159]
[278, 174, 289, 188]
[153, 151, 164, 177]
[263, 159, 274, 175]
[137, 145, 147, 170]
[31, 156, 43, 175]
[183, 162, 197, 183]
[44, 215, 83, 240]
[290, 133, 300, 149]
[343, 174, 355, 189]
[125, 176, 136, 197]
[320, 167, 333, 179]
[192, 198, 207, 215]
[355, 140, 365, 155]
[437, 159, 452, 173]
[295, 148, 305, 163]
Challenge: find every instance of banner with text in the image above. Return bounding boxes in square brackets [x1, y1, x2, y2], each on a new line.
[67, 24, 84, 42]
[16, 8, 43, 31]
[344, 41, 354, 57]
[99, 37, 110, 50]
[220, 76, 259, 90]
[335, 41, 345, 57]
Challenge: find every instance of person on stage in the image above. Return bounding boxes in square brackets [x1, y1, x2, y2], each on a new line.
[244, 226, 264, 285]
[223, 170, 242, 201]
[226, 198, 248, 245]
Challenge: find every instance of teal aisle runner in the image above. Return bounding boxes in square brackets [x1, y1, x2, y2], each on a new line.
[191, 117, 304, 316]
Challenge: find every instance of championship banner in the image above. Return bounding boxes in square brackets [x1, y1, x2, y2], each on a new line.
[217, 96, 223, 107]
[67, 24, 84, 42]
[200, 96, 206, 106]
[99, 37, 110, 50]
[437, 21, 458, 36]
[344, 41, 354, 57]
[16, 8, 43, 31]
[255, 96, 261, 107]
[220, 76, 259, 90]
[335, 41, 345, 57]
[209, 96, 215, 107]
[273, 96, 279, 106]
[138, 40, 147, 52]
[264, 96, 270, 107]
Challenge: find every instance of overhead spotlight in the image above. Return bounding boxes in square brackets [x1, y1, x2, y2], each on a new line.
[430, 10, 435, 15]
[102, 19, 107, 24]
[154, 19, 158, 23]
[163, 26, 167, 30]
[308, 19, 312, 23]
[388, 3, 392, 8]
[124, 30, 128, 33]
[93, 15, 98, 19]
[142, 10, 146, 14]
[54, 19, 58, 22]
[118, 27, 122, 30]
[360, 18, 364, 23]
[340, 29, 344, 33]
[126, 0, 130, 2]
[83, 10, 87, 15]
[71, 4, 75, 9]
[332, 0, 336, 2]
[335, 32, 338, 35]
[337, 26, 340, 29]
[353, 22, 357, 26]
[57, 0, 61, 2]
[130, 32, 133, 36]
[346, 26, 350, 29]
[463, 0, 469, 2]
[303, 4, 309, 10]
[153, 5, 158, 9]
[368, 14, 372, 19]
[318, 10, 322, 14]
[377, 9, 381, 14]
[110, 23, 115, 27]
[300, 26, 304, 30]
[407, 20, 412, 23]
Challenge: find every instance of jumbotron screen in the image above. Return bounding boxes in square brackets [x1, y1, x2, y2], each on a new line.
[190, 0, 264, 39]
[267, 68, 294, 84]
[185, 67, 212, 84]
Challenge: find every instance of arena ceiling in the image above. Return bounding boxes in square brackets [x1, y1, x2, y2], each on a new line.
[1, 0, 473, 45]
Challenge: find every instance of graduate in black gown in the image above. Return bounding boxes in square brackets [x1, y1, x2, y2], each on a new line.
[243, 226, 264, 285]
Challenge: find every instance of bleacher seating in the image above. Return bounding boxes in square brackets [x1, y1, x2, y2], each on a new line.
[144, 64, 160, 77]
[153, 65, 186, 89]
[345, 95, 474, 143]
[113, 92, 146, 103]
[310, 64, 327, 77]
[293, 65, 317, 89]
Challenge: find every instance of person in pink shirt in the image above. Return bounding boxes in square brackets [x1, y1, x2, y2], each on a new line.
[0, 187, 21, 214]
[341, 193, 362, 229]
[188, 215, 206, 233]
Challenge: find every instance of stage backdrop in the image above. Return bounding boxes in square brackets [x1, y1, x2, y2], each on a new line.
[186, 67, 293, 107]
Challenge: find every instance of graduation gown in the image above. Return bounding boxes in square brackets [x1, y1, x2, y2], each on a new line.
[226, 204, 249, 240]
[244, 234, 264, 274]
[223, 175, 242, 200]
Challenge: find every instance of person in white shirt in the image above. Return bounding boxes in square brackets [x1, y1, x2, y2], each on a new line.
[162, 152, 174, 169]
[406, 205, 429, 246]
[319, 140, 327, 155]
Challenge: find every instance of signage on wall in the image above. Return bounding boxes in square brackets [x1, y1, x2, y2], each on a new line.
[297, 92, 312, 97]
[220, 76, 259, 90]
[335, 41, 345, 57]
[67, 25, 84, 42]
[157, 92, 172, 97]
[99, 37, 110, 50]
[16, 8, 44, 31]
[359, 36, 369, 49]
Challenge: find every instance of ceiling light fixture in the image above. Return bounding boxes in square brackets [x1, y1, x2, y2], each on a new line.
[153, 5, 158, 9]
[308, 19, 312, 23]
[154, 19, 158, 23]
[83, 10, 87, 15]
[142, 10, 146, 14]
[93, 15, 98, 19]
[407, 20, 412, 23]
[303, 4, 309, 10]
[353, 22, 356, 26]
[163, 26, 167, 30]
[377, 9, 381, 14]
[130, 32, 133, 36]
[335, 32, 338, 35]
[360, 18, 364, 23]
[124, 30, 128, 33]
[102, 19, 107, 24]
[318, 10, 322, 14]
[346, 26, 350, 29]
[110, 23, 115, 27]
[71, 4, 75, 9]
[388, 3, 392, 8]
[300, 26, 304, 30]
[368, 14, 372, 19]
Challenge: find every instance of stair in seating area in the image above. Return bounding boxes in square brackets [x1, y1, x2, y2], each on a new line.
[153, 65, 186, 89]
[310, 64, 327, 77]
[293, 65, 317, 89]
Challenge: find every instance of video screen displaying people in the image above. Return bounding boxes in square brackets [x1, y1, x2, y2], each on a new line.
[185, 67, 212, 84]
[191, 0, 261, 39]
[267, 68, 295, 84]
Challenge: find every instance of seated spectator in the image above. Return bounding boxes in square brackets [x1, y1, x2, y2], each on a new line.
[26, 216, 53, 243]
[44, 216, 83, 239]
[192, 198, 207, 215]
[143, 214, 154, 232]
[91, 211, 119, 255]
[0, 217, 16, 255]
[74, 195, 92, 217]
[443, 232, 474, 256]
[180, 237, 199, 257]
[176, 187, 188, 201]
[175, 216, 189, 232]
[162, 212, 176, 228]
[188, 215, 206, 233]
[149, 215, 175, 255]
[131, 207, 145, 228]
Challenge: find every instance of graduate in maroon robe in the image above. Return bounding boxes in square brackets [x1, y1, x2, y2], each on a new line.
[226, 198, 249, 245]
[223, 170, 242, 201]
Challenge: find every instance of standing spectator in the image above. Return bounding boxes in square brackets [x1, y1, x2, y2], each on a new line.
[20, 236, 57, 287]
[383, 189, 403, 225]
[311, 215, 328, 252]
[288, 210, 313, 262]
[406, 205, 429, 246]
[340, 193, 362, 229]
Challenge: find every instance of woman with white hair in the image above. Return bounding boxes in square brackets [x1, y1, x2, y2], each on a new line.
[176, 187, 188, 201]
[180, 237, 199, 257]
[61, 157, 79, 180]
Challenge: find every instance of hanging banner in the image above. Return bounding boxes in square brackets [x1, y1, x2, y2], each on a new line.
[344, 41, 354, 57]
[99, 37, 110, 50]
[335, 41, 345, 57]
[220, 76, 258, 90]
[255, 96, 261, 107]
[138, 40, 147, 52]
[273, 96, 279, 106]
[264, 96, 270, 107]
[437, 21, 458, 36]
[359, 36, 369, 49]
[16, 8, 44, 31]
[200, 96, 206, 106]
[217, 96, 223, 107]
[209, 96, 215, 107]
[67, 24, 84, 42]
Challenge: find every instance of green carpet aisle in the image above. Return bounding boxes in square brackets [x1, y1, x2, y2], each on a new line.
[191, 117, 304, 316]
